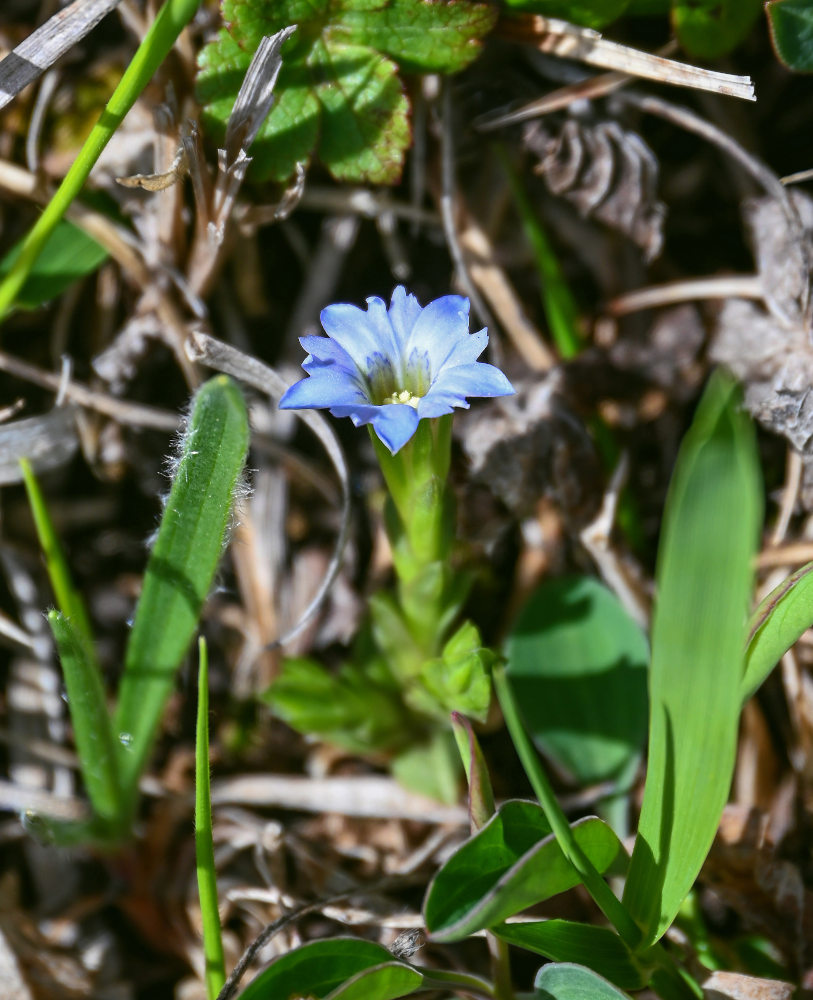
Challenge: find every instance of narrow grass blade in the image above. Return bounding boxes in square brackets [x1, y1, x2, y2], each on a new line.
[496, 144, 583, 360]
[48, 610, 121, 830]
[195, 638, 226, 1000]
[21, 457, 95, 650]
[114, 375, 249, 803]
[622, 372, 762, 947]
[743, 561, 813, 701]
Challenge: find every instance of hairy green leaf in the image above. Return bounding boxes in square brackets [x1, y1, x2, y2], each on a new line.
[113, 376, 249, 804]
[196, 0, 496, 183]
[424, 800, 626, 941]
[672, 0, 762, 59]
[505, 575, 648, 787]
[622, 372, 762, 947]
[767, 0, 813, 71]
[495, 921, 648, 991]
[237, 938, 422, 1000]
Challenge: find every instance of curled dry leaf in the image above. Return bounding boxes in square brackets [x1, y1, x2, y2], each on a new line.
[711, 191, 813, 505]
[458, 372, 601, 524]
[524, 117, 666, 262]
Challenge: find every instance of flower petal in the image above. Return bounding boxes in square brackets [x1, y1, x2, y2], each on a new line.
[320, 299, 400, 376]
[438, 327, 489, 370]
[428, 362, 515, 404]
[387, 286, 423, 347]
[405, 295, 471, 374]
[329, 400, 420, 453]
[299, 335, 359, 372]
[279, 370, 368, 410]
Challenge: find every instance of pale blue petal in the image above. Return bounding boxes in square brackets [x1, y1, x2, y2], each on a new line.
[406, 295, 471, 373]
[428, 362, 515, 402]
[415, 391, 467, 420]
[279, 371, 368, 410]
[370, 404, 421, 453]
[387, 286, 423, 348]
[364, 295, 402, 366]
[437, 327, 489, 370]
[319, 302, 391, 374]
[299, 335, 358, 373]
[328, 401, 420, 453]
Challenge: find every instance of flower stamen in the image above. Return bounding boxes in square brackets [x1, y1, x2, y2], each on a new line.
[382, 389, 421, 408]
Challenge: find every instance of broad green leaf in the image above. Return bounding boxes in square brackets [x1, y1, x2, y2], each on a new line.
[672, 0, 762, 59]
[0, 220, 107, 309]
[743, 561, 813, 701]
[505, 575, 648, 787]
[500, 0, 632, 29]
[424, 800, 626, 941]
[236, 938, 422, 1000]
[494, 921, 648, 991]
[114, 376, 249, 804]
[48, 611, 122, 830]
[196, 0, 496, 183]
[767, 0, 813, 71]
[534, 963, 633, 1000]
[622, 372, 762, 947]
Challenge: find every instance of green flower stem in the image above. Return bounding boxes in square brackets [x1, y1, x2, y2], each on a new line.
[370, 416, 456, 656]
[0, 0, 201, 323]
[195, 638, 227, 1000]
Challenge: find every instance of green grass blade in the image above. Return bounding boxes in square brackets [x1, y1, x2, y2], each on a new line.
[495, 144, 583, 360]
[20, 457, 95, 651]
[114, 375, 249, 804]
[195, 638, 226, 1000]
[622, 371, 762, 947]
[0, 0, 201, 322]
[47, 610, 122, 830]
[742, 560, 813, 702]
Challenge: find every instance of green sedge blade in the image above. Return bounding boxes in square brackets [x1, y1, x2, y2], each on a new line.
[21, 457, 95, 651]
[622, 371, 762, 946]
[114, 375, 249, 802]
[743, 560, 813, 702]
[48, 610, 121, 830]
[195, 638, 226, 1000]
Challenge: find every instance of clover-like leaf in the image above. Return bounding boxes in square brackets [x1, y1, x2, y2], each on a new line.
[196, 0, 497, 184]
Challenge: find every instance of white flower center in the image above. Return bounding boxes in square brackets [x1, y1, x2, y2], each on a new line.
[381, 389, 421, 408]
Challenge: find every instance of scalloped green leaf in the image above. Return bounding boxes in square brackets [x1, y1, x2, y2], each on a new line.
[672, 0, 762, 59]
[236, 938, 422, 1000]
[196, 0, 496, 183]
[767, 0, 813, 71]
[499, 0, 631, 29]
[494, 921, 647, 991]
[423, 800, 626, 941]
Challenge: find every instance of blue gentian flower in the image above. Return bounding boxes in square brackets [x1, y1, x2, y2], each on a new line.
[279, 287, 515, 453]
